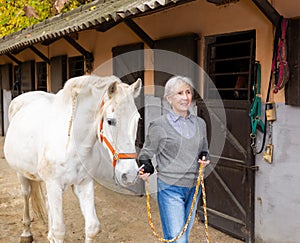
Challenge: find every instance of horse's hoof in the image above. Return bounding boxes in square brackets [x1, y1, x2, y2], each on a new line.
[20, 235, 33, 243]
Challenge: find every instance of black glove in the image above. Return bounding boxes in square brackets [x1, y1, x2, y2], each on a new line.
[138, 158, 154, 175]
[198, 151, 210, 161]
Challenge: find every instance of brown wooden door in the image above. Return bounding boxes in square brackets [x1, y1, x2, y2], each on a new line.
[20, 61, 35, 92]
[197, 100, 255, 242]
[50, 55, 67, 93]
[197, 30, 256, 242]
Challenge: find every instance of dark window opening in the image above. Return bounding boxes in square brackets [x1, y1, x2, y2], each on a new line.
[206, 30, 256, 100]
[37, 62, 47, 91]
[69, 56, 84, 78]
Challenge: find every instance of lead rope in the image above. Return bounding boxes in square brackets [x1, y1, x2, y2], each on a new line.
[145, 163, 210, 242]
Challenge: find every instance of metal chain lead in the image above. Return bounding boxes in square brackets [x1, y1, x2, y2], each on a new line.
[145, 163, 210, 242]
[267, 121, 273, 145]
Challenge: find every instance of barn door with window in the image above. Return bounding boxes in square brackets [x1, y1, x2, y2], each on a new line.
[21, 61, 35, 92]
[154, 33, 199, 97]
[197, 30, 256, 242]
[112, 43, 145, 148]
[50, 55, 67, 93]
[112, 43, 144, 195]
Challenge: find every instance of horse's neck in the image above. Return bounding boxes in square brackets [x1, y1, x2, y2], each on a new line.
[58, 77, 115, 155]
[72, 91, 102, 149]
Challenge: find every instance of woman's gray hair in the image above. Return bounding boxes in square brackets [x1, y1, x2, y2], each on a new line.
[164, 76, 194, 99]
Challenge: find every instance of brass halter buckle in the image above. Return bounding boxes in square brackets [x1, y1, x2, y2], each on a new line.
[113, 153, 119, 161]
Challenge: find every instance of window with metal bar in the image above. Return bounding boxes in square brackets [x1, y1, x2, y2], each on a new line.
[206, 30, 256, 101]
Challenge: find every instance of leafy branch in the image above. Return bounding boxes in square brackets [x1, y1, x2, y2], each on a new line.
[0, 0, 93, 38]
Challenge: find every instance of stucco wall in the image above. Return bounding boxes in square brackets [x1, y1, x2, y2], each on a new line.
[33, 0, 276, 101]
[0, 0, 290, 102]
[133, 0, 277, 101]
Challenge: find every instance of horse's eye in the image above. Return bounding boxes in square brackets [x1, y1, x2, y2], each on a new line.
[107, 118, 116, 126]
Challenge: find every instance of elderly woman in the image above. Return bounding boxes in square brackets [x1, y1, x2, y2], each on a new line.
[138, 76, 210, 242]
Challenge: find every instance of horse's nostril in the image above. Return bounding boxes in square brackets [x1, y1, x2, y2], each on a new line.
[121, 173, 128, 183]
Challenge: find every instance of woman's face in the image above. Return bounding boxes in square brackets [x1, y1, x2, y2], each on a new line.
[167, 82, 192, 117]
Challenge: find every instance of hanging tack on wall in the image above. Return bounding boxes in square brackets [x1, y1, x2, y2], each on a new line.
[263, 144, 273, 163]
[263, 121, 274, 163]
[266, 102, 276, 121]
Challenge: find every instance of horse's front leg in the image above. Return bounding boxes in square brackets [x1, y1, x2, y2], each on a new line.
[18, 174, 34, 243]
[73, 180, 101, 243]
[45, 181, 65, 243]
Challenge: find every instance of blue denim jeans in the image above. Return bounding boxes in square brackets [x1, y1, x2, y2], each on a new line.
[157, 178, 201, 243]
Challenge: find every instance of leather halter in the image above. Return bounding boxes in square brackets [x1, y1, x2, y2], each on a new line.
[98, 99, 137, 167]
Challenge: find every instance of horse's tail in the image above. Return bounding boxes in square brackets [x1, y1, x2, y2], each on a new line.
[29, 180, 47, 224]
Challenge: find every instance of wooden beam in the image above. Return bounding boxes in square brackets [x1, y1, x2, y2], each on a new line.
[63, 35, 94, 73]
[252, 0, 281, 26]
[41, 37, 60, 46]
[206, 0, 223, 4]
[63, 35, 90, 57]
[5, 53, 22, 65]
[125, 19, 155, 48]
[29, 46, 50, 64]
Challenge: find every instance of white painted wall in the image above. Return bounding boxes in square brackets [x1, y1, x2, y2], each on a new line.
[255, 103, 300, 243]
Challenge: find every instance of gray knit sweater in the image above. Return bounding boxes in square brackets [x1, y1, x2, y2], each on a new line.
[139, 114, 208, 187]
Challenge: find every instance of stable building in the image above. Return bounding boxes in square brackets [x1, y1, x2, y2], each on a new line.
[0, 0, 300, 242]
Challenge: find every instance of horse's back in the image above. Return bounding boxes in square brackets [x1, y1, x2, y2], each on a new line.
[8, 91, 54, 121]
[4, 91, 55, 174]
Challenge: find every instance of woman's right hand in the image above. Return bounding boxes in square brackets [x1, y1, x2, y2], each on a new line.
[198, 158, 210, 167]
[138, 169, 151, 181]
[137, 158, 154, 179]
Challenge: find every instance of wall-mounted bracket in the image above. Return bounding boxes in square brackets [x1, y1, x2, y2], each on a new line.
[63, 35, 94, 73]
[124, 19, 155, 49]
[252, 0, 282, 26]
[29, 46, 50, 64]
[5, 53, 22, 65]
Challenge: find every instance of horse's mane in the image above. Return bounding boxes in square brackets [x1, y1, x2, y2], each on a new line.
[8, 75, 125, 122]
[60, 75, 121, 99]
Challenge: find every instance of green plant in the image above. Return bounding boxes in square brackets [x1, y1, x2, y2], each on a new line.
[0, 0, 93, 38]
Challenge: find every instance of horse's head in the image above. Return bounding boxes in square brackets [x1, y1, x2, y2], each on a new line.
[97, 77, 142, 187]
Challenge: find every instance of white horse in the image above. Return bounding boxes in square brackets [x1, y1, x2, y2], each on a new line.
[4, 75, 142, 243]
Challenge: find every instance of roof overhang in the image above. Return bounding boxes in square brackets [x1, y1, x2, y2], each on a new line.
[0, 0, 194, 55]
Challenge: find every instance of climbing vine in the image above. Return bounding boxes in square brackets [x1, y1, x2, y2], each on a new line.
[0, 0, 93, 38]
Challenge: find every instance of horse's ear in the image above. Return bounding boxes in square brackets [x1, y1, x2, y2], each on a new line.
[108, 81, 118, 99]
[131, 78, 142, 98]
